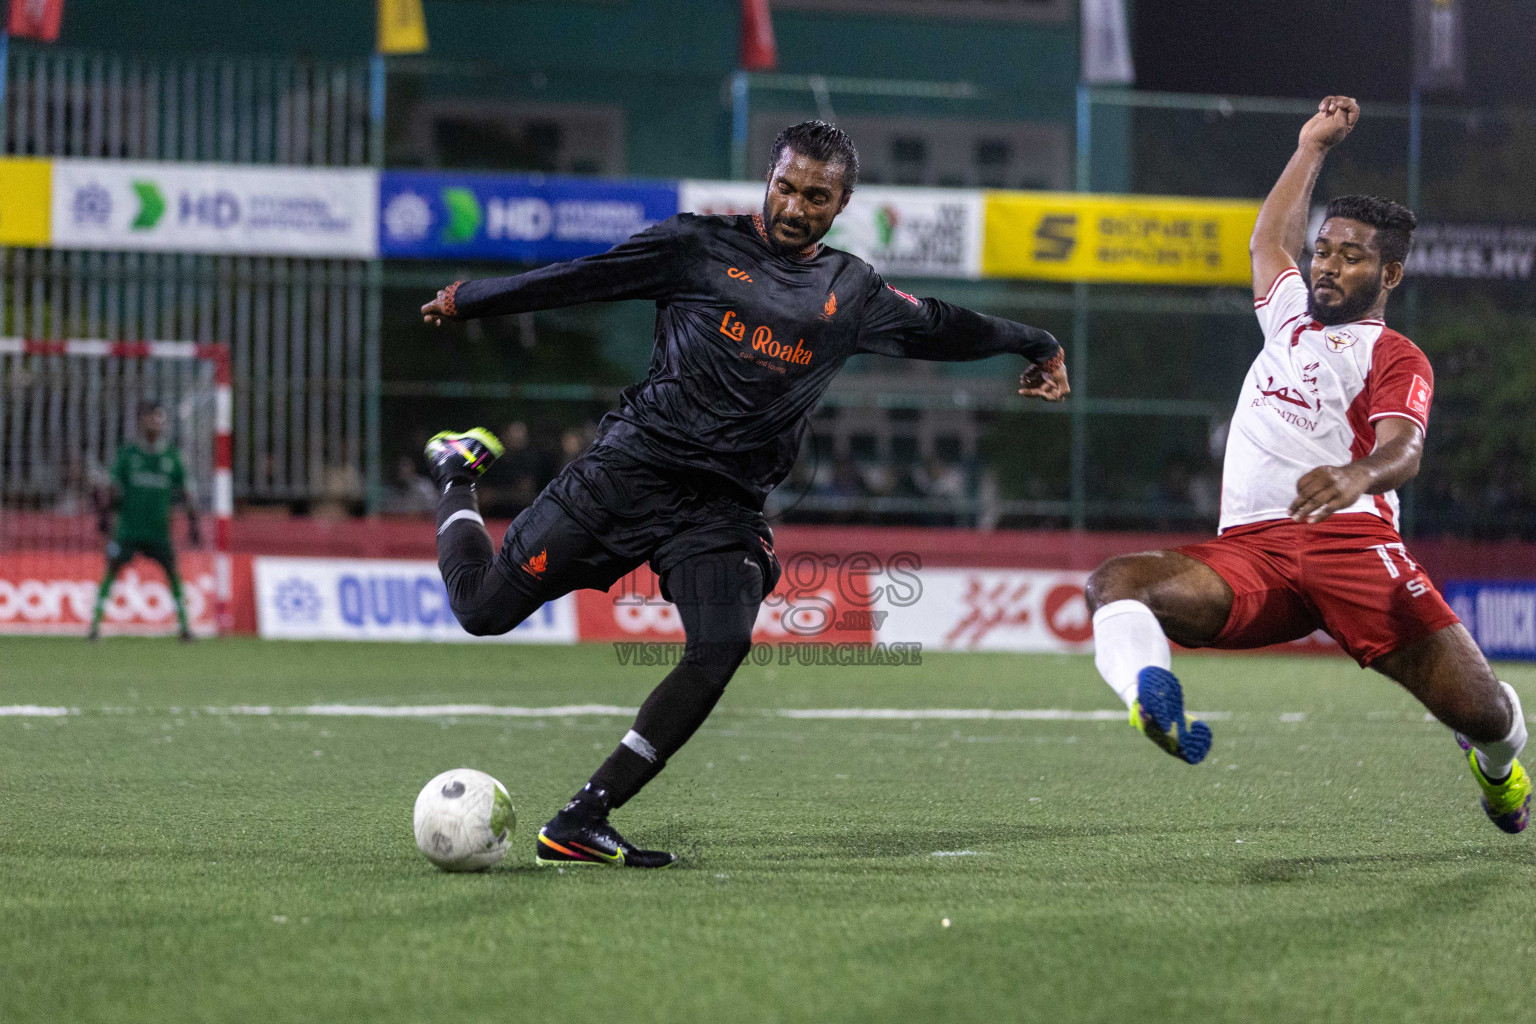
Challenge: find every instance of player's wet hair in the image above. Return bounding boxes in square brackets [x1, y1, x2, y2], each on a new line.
[769, 120, 860, 197]
[138, 400, 163, 417]
[1324, 195, 1417, 266]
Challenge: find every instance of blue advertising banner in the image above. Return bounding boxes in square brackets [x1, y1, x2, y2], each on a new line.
[1443, 581, 1536, 660]
[378, 171, 678, 262]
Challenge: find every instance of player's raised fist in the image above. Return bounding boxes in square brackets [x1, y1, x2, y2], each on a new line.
[1299, 96, 1359, 151]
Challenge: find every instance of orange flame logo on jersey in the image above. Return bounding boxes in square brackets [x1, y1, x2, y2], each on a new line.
[521, 549, 548, 579]
[821, 291, 838, 320]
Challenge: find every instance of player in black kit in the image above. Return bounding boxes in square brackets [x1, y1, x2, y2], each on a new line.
[419, 121, 1069, 867]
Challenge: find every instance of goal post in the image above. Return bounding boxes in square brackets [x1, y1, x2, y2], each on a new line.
[0, 339, 232, 636]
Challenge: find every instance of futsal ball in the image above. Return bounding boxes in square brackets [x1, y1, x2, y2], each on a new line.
[413, 768, 515, 872]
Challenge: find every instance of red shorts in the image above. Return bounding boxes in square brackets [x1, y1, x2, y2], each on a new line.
[1175, 513, 1460, 666]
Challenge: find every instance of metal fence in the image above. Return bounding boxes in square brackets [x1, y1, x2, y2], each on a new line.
[1, 44, 382, 507]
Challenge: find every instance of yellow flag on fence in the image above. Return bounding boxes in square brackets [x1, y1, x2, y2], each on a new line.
[378, 0, 428, 55]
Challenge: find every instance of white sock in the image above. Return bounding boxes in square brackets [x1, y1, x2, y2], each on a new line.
[1092, 599, 1172, 708]
[1471, 681, 1527, 781]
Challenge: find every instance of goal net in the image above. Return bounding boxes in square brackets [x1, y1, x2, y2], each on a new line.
[0, 339, 231, 636]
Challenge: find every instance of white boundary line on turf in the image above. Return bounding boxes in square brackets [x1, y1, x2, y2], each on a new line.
[0, 703, 1234, 721]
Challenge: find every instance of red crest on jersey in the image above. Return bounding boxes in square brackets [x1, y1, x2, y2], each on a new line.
[1407, 375, 1432, 418]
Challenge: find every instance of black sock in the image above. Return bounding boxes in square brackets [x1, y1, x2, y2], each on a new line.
[574, 549, 760, 814]
[586, 662, 727, 810]
[435, 482, 492, 571]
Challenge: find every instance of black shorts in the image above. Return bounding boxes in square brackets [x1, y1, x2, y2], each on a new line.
[106, 538, 178, 571]
[489, 444, 781, 604]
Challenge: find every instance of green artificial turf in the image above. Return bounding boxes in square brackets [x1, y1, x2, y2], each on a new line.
[2, 637, 1533, 1023]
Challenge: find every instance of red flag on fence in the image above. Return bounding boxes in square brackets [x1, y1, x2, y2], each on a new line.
[740, 0, 777, 72]
[8, 0, 66, 42]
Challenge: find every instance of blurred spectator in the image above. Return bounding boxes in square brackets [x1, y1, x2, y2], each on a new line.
[911, 455, 969, 526]
[555, 426, 589, 473]
[911, 456, 967, 503]
[52, 457, 90, 515]
[381, 455, 436, 515]
[478, 420, 546, 517]
[312, 464, 363, 521]
[859, 462, 899, 499]
[816, 457, 866, 500]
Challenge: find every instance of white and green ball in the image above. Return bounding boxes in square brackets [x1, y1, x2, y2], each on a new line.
[413, 768, 515, 872]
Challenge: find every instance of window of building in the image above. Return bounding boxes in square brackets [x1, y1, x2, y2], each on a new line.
[750, 112, 1070, 191]
[404, 100, 625, 174]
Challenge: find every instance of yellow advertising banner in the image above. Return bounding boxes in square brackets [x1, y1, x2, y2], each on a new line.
[984, 191, 1261, 286]
[378, 0, 429, 55]
[0, 158, 52, 246]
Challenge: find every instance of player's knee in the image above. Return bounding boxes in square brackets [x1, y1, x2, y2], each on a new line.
[682, 636, 753, 686]
[450, 602, 506, 637]
[1085, 557, 1151, 612]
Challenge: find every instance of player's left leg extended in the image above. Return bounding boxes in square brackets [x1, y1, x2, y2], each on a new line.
[1085, 551, 1236, 764]
[1373, 626, 1530, 833]
[89, 543, 133, 640]
[144, 543, 192, 641]
[536, 549, 763, 869]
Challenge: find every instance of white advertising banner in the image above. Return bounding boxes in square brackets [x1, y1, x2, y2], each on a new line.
[873, 568, 1095, 653]
[51, 160, 379, 258]
[254, 557, 576, 644]
[679, 180, 983, 279]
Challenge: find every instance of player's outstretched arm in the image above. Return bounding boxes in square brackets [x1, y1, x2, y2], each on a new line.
[421, 216, 691, 325]
[1289, 417, 1422, 524]
[854, 277, 1068, 402]
[1251, 96, 1358, 301]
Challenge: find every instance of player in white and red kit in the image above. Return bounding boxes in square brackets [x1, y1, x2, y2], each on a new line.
[1084, 97, 1530, 834]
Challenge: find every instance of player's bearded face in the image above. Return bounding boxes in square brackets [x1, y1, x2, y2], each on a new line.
[1307, 268, 1383, 326]
[762, 151, 850, 253]
[1306, 219, 1388, 326]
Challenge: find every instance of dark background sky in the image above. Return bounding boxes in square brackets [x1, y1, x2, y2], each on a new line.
[1134, 1, 1536, 104]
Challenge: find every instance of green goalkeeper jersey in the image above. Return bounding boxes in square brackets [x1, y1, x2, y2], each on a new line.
[110, 442, 186, 543]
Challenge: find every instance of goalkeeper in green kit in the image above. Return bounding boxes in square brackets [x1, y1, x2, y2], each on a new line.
[88, 401, 201, 641]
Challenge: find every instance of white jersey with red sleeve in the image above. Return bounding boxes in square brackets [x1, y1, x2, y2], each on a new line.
[1218, 267, 1434, 533]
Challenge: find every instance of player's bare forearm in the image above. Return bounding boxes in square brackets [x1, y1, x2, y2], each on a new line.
[1251, 146, 1324, 274]
[1251, 96, 1359, 300]
[1289, 418, 1422, 523]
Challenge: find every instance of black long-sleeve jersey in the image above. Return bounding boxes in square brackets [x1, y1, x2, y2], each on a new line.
[447, 212, 1062, 506]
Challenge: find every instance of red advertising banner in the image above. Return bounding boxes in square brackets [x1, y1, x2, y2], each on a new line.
[576, 563, 874, 645]
[0, 552, 218, 636]
[7, 0, 65, 42]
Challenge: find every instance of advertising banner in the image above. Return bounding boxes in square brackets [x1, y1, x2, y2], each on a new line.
[0, 552, 218, 636]
[379, 171, 678, 262]
[51, 160, 379, 258]
[1407, 223, 1536, 281]
[254, 557, 576, 643]
[872, 568, 1096, 653]
[575, 563, 875, 646]
[679, 180, 984, 279]
[984, 191, 1260, 286]
[0, 157, 52, 246]
[1444, 582, 1536, 660]
[872, 568, 1337, 655]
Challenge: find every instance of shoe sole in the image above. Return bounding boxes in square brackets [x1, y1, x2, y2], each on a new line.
[534, 854, 610, 868]
[1137, 667, 1212, 765]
